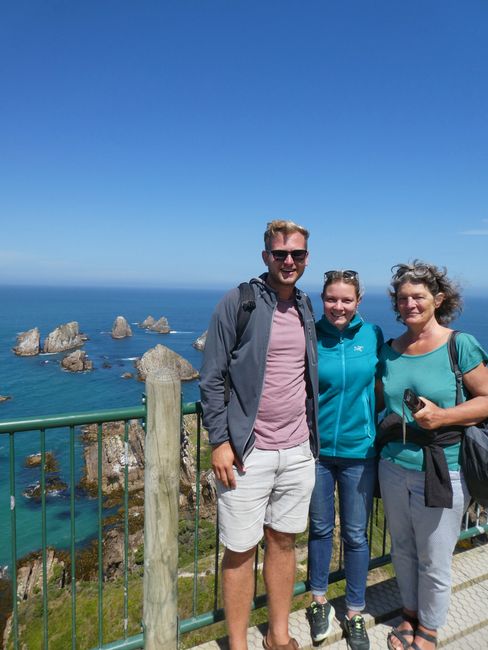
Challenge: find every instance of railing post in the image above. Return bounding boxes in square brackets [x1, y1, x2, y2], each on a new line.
[143, 370, 181, 650]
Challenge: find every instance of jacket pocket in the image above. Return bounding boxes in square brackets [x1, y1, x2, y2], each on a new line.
[362, 392, 373, 438]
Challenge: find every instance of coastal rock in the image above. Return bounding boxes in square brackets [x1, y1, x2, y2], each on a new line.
[150, 317, 170, 334]
[13, 327, 40, 356]
[192, 330, 207, 351]
[121, 372, 133, 379]
[103, 525, 144, 580]
[43, 322, 85, 353]
[61, 350, 93, 372]
[139, 315, 170, 333]
[24, 451, 58, 472]
[111, 316, 133, 339]
[79, 414, 216, 515]
[16, 549, 66, 600]
[135, 344, 199, 382]
[0, 395, 12, 403]
[139, 315, 155, 329]
[23, 478, 68, 500]
[80, 419, 146, 495]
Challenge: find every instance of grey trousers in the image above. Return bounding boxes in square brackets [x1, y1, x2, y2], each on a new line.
[379, 458, 469, 629]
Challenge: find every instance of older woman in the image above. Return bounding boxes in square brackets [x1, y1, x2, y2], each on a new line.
[307, 270, 383, 650]
[377, 261, 488, 650]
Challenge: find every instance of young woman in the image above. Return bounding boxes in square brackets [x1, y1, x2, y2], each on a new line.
[377, 261, 488, 650]
[307, 270, 383, 650]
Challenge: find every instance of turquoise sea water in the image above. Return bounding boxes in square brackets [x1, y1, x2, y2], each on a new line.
[0, 284, 487, 566]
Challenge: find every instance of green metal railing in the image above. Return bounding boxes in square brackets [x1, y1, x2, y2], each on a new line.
[1, 401, 487, 650]
[0, 406, 145, 650]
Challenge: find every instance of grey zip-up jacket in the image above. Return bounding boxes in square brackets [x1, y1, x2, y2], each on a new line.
[200, 274, 319, 463]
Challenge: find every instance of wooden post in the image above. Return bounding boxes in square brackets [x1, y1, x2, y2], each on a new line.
[143, 370, 181, 650]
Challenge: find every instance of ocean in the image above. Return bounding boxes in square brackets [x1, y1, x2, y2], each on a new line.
[1, 284, 487, 566]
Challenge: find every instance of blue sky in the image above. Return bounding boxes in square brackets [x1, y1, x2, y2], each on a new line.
[1, 1, 487, 291]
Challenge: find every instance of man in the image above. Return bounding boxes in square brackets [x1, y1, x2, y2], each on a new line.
[200, 220, 318, 650]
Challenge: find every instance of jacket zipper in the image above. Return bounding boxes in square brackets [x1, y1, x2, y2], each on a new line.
[332, 335, 345, 455]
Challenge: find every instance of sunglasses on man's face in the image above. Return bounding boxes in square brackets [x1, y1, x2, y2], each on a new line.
[268, 249, 308, 262]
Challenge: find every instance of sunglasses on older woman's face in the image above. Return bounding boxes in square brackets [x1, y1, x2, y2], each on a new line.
[323, 270, 358, 282]
[268, 249, 308, 262]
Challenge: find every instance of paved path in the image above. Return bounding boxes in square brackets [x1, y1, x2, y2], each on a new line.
[193, 544, 488, 650]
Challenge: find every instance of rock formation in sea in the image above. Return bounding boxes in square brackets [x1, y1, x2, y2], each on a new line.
[192, 330, 207, 351]
[150, 317, 170, 334]
[43, 322, 86, 353]
[121, 372, 133, 379]
[139, 315, 155, 329]
[111, 316, 133, 339]
[0, 395, 12, 403]
[23, 478, 68, 500]
[24, 451, 58, 472]
[135, 344, 199, 382]
[61, 350, 93, 372]
[139, 315, 170, 333]
[12, 327, 40, 356]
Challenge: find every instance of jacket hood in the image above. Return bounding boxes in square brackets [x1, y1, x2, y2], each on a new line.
[316, 312, 363, 338]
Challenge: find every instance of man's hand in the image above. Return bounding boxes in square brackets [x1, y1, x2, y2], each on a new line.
[211, 441, 244, 488]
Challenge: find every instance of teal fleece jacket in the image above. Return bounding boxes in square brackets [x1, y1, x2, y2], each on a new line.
[316, 314, 383, 459]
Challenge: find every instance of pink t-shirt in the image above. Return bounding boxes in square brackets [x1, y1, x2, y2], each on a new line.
[253, 299, 309, 450]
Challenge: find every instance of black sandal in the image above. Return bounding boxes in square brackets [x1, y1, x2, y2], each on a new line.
[386, 612, 418, 650]
[411, 628, 438, 650]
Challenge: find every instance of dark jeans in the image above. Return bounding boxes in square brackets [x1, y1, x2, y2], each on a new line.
[308, 456, 376, 611]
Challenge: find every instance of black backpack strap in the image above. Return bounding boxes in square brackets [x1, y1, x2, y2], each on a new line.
[224, 282, 256, 404]
[236, 282, 256, 345]
[447, 330, 464, 406]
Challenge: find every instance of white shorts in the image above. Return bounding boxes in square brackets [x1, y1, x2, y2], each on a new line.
[216, 440, 315, 552]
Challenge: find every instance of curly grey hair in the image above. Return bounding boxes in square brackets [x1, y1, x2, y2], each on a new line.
[389, 260, 462, 325]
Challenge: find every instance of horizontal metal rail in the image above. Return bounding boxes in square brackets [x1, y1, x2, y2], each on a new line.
[0, 406, 146, 434]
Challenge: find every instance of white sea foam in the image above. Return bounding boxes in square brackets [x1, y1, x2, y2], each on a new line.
[170, 330, 193, 334]
[121, 357, 138, 361]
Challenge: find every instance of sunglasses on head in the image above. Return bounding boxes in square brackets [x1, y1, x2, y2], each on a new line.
[323, 269, 358, 281]
[393, 263, 433, 279]
[268, 249, 308, 262]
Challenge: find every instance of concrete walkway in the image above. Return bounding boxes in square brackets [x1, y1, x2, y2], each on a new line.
[194, 544, 488, 650]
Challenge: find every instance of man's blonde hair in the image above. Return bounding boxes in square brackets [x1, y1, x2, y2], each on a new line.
[263, 220, 309, 250]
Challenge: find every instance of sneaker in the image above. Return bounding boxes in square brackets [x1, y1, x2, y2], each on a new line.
[342, 615, 370, 650]
[306, 601, 335, 642]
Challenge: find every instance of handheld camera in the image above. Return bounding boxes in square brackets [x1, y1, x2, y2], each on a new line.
[403, 389, 425, 414]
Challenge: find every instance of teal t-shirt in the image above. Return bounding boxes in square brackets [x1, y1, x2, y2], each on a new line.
[379, 333, 488, 471]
